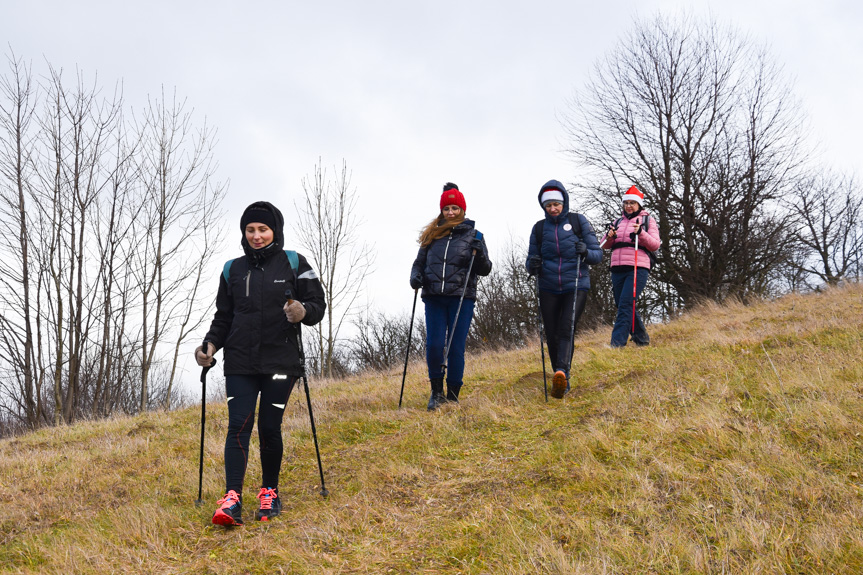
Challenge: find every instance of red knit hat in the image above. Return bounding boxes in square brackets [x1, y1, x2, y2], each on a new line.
[622, 185, 644, 206]
[440, 182, 466, 212]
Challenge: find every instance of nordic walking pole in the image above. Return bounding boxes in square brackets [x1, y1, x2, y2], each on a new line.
[285, 289, 329, 498]
[534, 277, 548, 402]
[441, 249, 476, 379]
[566, 254, 582, 387]
[398, 289, 419, 409]
[631, 218, 640, 336]
[196, 340, 215, 507]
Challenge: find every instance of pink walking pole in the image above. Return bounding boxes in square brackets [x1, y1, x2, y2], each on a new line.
[631, 218, 639, 335]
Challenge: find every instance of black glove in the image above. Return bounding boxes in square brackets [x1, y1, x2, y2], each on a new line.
[629, 223, 642, 242]
[575, 241, 587, 255]
[527, 255, 542, 277]
[410, 271, 423, 290]
[471, 236, 484, 253]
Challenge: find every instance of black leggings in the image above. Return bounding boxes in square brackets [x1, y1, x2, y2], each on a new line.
[539, 290, 588, 377]
[224, 374, 297, 495]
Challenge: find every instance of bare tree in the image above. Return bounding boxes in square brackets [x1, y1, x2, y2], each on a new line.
[0, 52, 226, 433]
[89, 120, 141, 416]
[295, 158, 374, 378]
[131, 89, 226, 410]
[563, 12, 806, 309]
[786, 171, 861, 288]
[349, 308, 425, 372]
[35, 64, 125, 424]
[0, 52, 40, 428]
[469, 237, 536, 351]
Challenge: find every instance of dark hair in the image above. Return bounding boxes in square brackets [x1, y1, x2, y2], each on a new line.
[443, 182, 459, 192]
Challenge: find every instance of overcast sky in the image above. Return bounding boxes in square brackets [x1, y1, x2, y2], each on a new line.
[3, 0, 861, 382]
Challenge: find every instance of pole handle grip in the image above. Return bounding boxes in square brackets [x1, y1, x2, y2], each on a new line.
[201, 339, 216, 369]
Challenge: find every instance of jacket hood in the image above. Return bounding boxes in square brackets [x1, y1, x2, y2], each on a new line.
[538, 179, 570, 222]
[453, 217, 476, 232]
[240, 201, 285, 262]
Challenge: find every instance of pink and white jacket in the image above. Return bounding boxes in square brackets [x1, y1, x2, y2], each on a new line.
[599, 210, 662, 270]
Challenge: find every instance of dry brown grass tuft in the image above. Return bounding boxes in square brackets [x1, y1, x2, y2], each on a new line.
[2, 283, 862, 573]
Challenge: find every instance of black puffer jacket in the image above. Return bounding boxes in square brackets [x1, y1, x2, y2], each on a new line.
[204, 202, 326, 376]
[410, 218, 492, 300]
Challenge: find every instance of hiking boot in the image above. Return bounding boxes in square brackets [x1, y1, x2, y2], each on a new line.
[212, 490, 243, 526]
[255, 487, 282, 522]
[446, 383, 461, 403]
[551, 370, 567, 399]
[427, 378, 446, 411]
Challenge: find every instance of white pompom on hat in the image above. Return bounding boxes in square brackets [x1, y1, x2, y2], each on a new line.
[622, 185, 644, 205]
[540, 190, 565, 206]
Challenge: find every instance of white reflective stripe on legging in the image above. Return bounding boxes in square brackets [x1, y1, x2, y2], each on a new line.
[272, 403, 286, 409]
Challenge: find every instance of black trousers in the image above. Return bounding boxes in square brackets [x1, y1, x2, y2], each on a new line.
[539, 290, 588, 378]
[224, 373, 297, 495]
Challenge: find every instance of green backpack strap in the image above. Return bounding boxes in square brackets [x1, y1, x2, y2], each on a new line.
[222, 250, 298, 284]
[284, 249, 299, 270]
[222, 258, 237, 283]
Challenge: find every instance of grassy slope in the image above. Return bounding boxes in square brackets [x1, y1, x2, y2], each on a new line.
[1, 284, 862, 574]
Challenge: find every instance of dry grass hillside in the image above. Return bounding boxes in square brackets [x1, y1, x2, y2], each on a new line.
[2, 284, 862, 574]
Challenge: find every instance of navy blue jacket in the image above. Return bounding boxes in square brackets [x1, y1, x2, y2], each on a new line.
[526, 180, 602, 293]
[410, 218, 492, 301]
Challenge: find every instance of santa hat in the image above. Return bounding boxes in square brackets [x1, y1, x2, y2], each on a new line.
[622, 186, 644, 205]
[440, 182, 466, 212]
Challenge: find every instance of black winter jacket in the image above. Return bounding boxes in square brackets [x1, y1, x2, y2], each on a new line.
[204, 249, 325, 376]
[204, 233, 326, 376]
[410, 218, 492, 301]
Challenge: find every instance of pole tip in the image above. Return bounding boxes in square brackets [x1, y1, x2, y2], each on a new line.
[320, 488, 330, 498]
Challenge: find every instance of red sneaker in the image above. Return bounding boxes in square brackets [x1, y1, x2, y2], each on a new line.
[212, 490, 243, 526]
[255, 487, 282, 522]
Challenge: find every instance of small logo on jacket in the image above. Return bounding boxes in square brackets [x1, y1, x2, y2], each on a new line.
[273, 374, 288, 380]
[563, 223, 572, 231]
[274, 279, 285, 283]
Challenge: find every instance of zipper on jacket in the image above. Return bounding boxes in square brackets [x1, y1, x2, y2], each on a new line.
[441, 232, 452, 293]
[555, 225, 562, 290]
[244, 270, 251, 297]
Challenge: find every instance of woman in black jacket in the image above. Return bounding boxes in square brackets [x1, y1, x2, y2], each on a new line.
[195, 201, 326, 526]
[409, 183, 492, 410]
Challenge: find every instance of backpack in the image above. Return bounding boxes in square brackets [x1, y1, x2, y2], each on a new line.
[531, 213, 583, 251]
[611, 214, 657, 266]
[222, 249, 299, 283]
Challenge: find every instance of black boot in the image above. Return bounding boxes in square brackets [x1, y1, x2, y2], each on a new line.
[446, 383, 461, 403]
[427, 378, 445, 411]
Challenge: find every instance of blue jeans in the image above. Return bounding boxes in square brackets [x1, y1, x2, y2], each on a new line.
[610, 267, 650, 347]
[424, 296, 475, 387]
